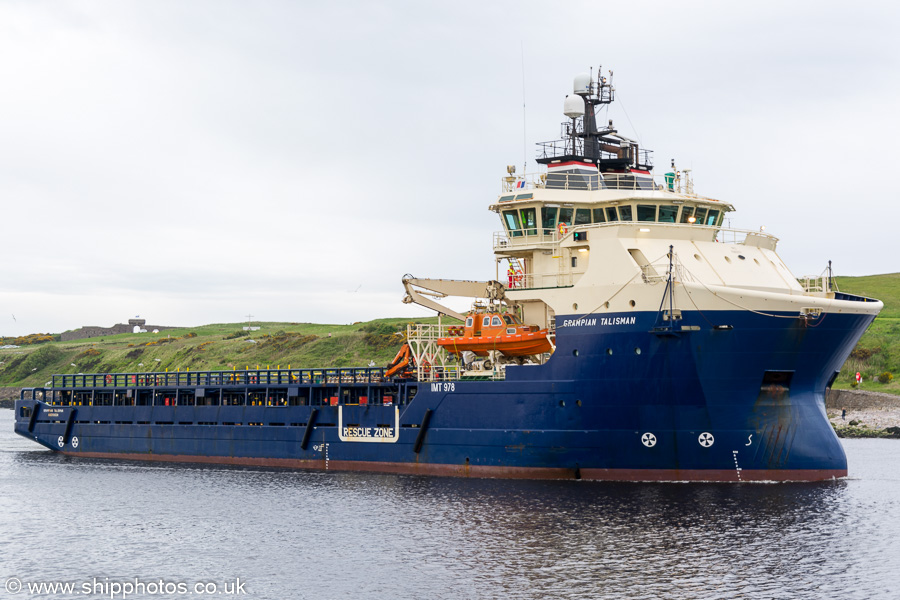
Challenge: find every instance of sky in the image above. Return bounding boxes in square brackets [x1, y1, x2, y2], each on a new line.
[1, 0, 898, 336]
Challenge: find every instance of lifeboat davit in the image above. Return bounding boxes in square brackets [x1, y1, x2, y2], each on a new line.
[437, 311, 553, 358]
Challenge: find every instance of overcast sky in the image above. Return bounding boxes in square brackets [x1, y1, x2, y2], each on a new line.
[1, 1, 897, 336]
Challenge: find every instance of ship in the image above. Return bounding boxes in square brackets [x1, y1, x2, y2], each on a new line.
[14, 68, 882, 481]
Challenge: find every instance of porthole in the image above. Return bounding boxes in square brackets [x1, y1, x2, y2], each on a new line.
[559, 400, 566, 407]
[629, 300, 636, 307]
[573, 303, 578, 310]
[576, 400, 582, 407]
[694, 254, 702, 261]
[738, 254, 746, 260]
[604, 301, 610, 309]
[606, 348, 613, 355]
[754, 258, 760, 265]
[573, 349, 579, 357]
[634, 347, 641, 355]
[724, 256, 732, 263]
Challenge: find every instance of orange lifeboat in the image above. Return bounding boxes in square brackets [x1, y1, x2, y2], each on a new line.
[437, 312, 553, 358]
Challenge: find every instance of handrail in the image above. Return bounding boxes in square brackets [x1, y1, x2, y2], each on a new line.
[501, 170, 697, 195]
[493, 222, 779, 251]
[50, 367, 389, 389]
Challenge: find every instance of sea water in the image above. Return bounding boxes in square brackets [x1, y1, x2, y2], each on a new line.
[1, 409, 898, 600]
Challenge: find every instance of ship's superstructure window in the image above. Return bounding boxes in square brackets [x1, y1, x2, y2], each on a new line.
[465, 317, 473, 327]
[592, 208, 606, 222]
[659, 205, 678, 223]
[558, 207, 574, 226]
[694, 207, 708, 224]
[541, 206, 558, 234]
[503, 210, 522, 236]
[680, 206, 695, 223]
[491, 316, 503, 326]
[637, 205, 657, 222]
[618, 205, 633, 221]
[606, 207, 619, 221]
[574, 208, 592, 226]
[482, 316, 491, 327]
[521, 207, 537, 235]
[706, 209, 720, 226]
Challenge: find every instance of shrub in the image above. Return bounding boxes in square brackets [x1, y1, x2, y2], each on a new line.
[878, 371, 894, 384]
[850, 347, 876, 361]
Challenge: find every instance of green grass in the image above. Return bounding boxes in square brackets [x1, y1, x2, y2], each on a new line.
[0, 318, 437, 388]
[835, 272, 900, 318]
[831, 273, 900, 394]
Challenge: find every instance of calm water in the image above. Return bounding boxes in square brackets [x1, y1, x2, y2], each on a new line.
[2, 409, 899, 600]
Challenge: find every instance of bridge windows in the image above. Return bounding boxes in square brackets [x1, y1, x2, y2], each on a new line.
[637, 205, 657, 222]
[520, 207, 537, 235]
[574, 208, 591, 226]
[693, 207, 708, 225]
[541, 206, 558, 234]
[503, 210, 522, 237]
[658, 205, 678, 223]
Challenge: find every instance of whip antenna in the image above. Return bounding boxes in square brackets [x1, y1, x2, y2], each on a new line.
[521, 42, 527, 176]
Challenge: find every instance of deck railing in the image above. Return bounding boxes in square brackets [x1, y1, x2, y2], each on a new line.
[51, 367, 388, 389]
[501, 170, 695, 195]
[494, 222, 779, 253]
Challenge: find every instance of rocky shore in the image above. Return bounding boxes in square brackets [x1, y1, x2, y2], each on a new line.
[826, 389, 900, 438]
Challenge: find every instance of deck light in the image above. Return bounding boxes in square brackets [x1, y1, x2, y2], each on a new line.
[688, 216, 696, 224]
[639, 228, 651, 232]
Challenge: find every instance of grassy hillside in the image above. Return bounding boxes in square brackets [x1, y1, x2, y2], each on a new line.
[0, 318, 436, 388]
[832, 273, 899, 393]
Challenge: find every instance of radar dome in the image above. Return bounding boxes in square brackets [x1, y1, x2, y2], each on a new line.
[573, 73, 591, 95]
[563, 94, 584, 119]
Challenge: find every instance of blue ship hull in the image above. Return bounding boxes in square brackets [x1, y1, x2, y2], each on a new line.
[13, 309, 872, 481]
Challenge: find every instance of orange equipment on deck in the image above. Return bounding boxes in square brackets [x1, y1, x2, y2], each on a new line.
[385, 343, 415, 378]
[437, 311, 552, 358]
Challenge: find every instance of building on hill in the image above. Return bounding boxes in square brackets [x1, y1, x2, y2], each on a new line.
[60, 318, 171, 341]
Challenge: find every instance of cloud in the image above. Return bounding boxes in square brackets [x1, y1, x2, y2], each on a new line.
[0, 1, 897, 336]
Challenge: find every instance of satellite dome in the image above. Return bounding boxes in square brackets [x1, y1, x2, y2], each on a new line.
[563, 94, 584, 119]
[573, 73, 591, 95]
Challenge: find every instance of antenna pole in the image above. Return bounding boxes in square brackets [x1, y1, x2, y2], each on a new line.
[521, 42, 527, 176]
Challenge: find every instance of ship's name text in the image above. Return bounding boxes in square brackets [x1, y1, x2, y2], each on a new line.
[561, 316, 636, 327]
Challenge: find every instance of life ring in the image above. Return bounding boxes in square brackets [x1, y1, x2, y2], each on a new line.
[105, 374, 112, 384]
[558, 222, 568, 236]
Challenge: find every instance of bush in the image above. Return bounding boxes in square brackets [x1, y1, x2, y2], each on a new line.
[850, 346, 878, 361]
[878, 371, 894, 384]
